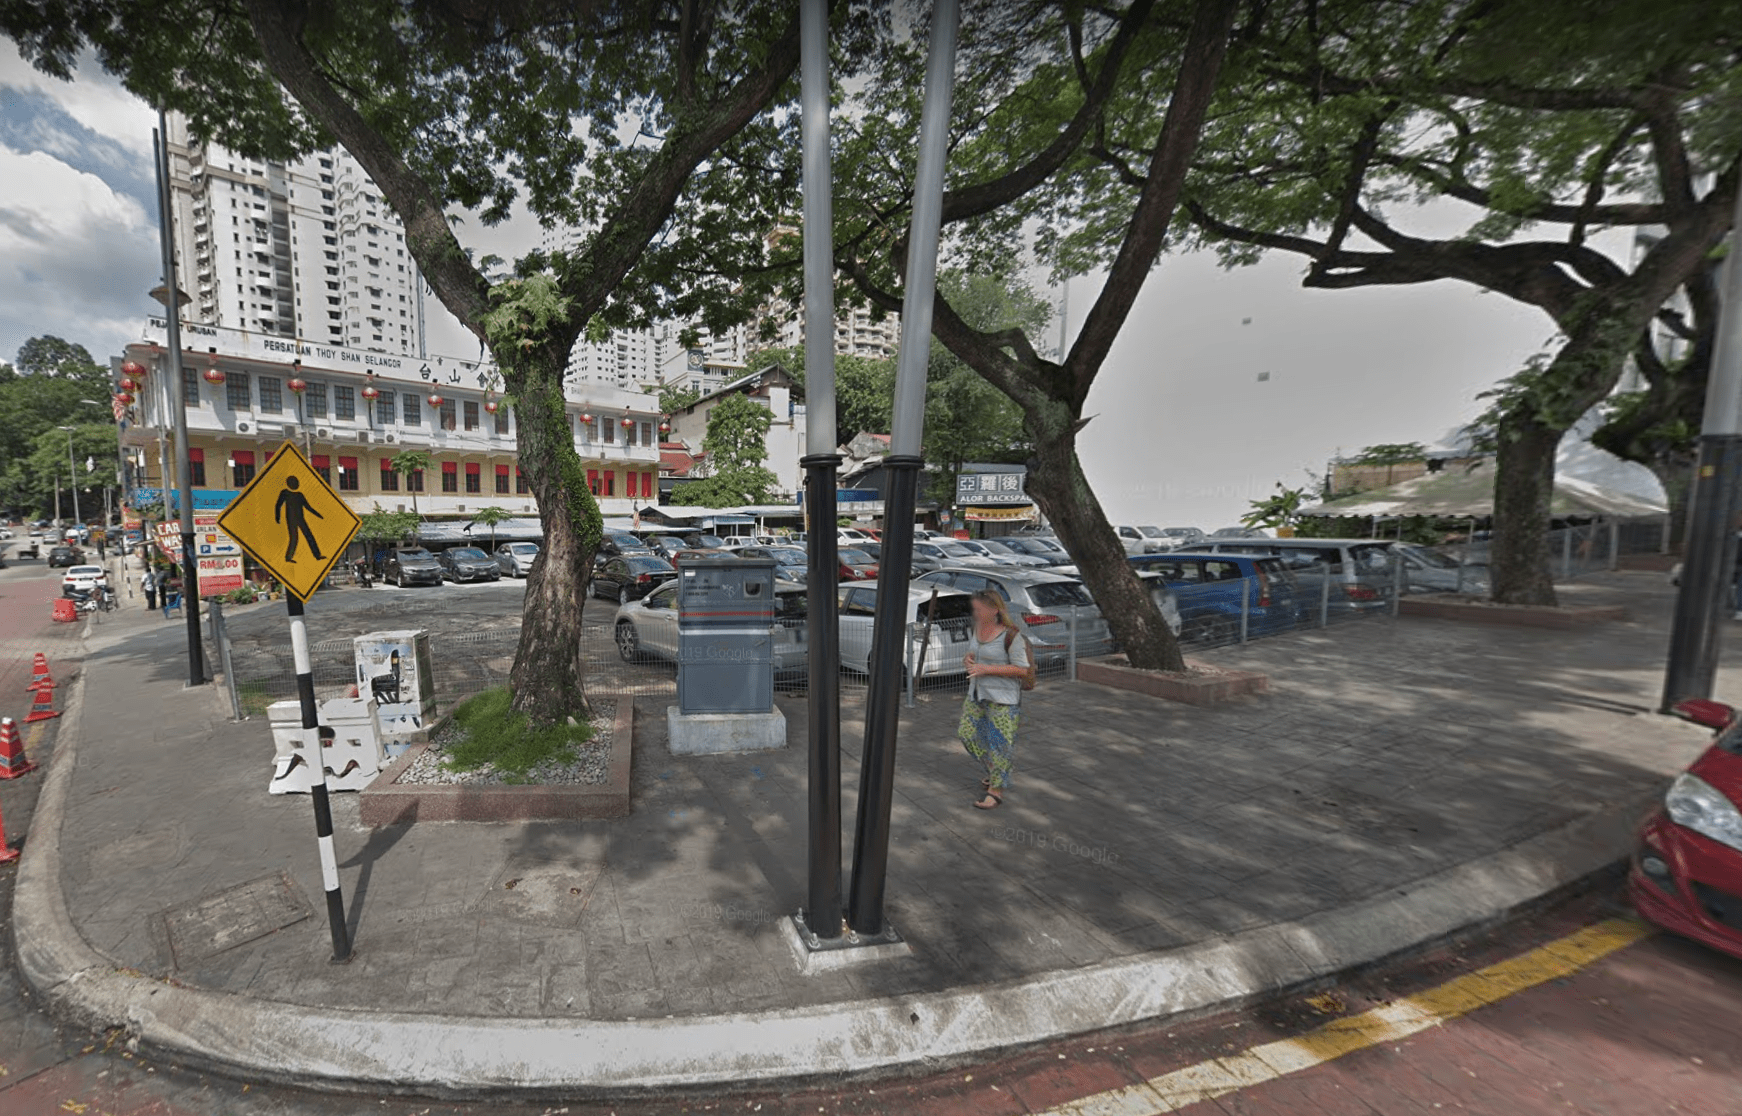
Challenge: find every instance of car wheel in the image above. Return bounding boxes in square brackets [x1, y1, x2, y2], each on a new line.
[615, 621, 642, 662]
[619, 586, 630, 606]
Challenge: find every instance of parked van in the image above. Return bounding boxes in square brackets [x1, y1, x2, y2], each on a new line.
[1199, 537, 1399, 612]
[1130, 553, 1304, 641]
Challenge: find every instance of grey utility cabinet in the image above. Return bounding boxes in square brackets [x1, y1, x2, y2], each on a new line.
[676, 557, 777, 715]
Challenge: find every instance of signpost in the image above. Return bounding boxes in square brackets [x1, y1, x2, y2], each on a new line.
[218, 441, 360, 962]
[155, 516, 245, 597]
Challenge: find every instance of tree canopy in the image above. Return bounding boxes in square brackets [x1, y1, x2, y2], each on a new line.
[671, 393, 778, 507]
[0, 336, 117, 519]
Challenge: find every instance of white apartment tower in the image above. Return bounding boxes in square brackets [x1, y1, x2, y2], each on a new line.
[164, 113, 427, 358]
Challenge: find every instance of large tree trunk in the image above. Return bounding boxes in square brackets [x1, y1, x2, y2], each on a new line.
[1026, 410, 1186, 673]
[1490, 415, 1561, 606]
[506, 346, 602, 724]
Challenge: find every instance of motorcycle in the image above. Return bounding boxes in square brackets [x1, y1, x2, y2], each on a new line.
[65, 585, 118, 614]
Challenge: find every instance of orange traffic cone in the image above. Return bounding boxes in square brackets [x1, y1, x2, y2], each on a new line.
[25, 653, 52, 692]
[23, 684, 59, 725]
[0, 793, 18, 863]
[0, 717, 35, 778]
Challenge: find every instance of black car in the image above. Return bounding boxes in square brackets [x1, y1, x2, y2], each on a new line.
[642, 535, 684, 561]
[384, 547, 444, 587]
[599, 532, 654, 560]
[47, 545, 84, 568]
[438, 546, 502, 583]
[738, 545, 809, 582]
[592, 554, 677, 603]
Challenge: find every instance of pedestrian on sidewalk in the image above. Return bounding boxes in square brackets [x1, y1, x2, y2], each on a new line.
[959, 588, 1033, 810]
[141, 567, 157, 611]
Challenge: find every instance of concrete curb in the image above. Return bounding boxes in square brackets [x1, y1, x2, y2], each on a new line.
[14, 671, 1660, 1097]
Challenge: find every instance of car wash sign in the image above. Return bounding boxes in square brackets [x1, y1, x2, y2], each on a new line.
[955, 466, 1029, 505]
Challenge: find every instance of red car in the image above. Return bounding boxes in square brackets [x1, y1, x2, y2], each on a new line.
[1630, 698, 1742, 960]
[838, 547, 879, 581]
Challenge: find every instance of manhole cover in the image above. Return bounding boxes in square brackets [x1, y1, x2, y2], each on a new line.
[160, 871, 311, 967]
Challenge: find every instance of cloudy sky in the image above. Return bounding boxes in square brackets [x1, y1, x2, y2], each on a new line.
[2, 43, 1589, 528]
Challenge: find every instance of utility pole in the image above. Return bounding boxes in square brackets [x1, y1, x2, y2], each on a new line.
[1661, 179, 1742, 710]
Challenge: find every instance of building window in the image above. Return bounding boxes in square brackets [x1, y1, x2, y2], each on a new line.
[465, 463, 481, 494]
[376, 391, 396, 425]
[338, 456, 359, 491]
[641, 421, 653, 446]
[604, 470, 615, 497]
[464, 400, 479, 430]
[402, 393, 420, 425]
[334, 385, 355, 420]
[577, 413, 590, 442]
[516, 467, 529, 494]
[380, 461, 399, 490]
[231, 450, 256, 487]
[312, 454, 331, 484]
[258, 376, 282, 414]
[188, 448, 206, 487]
[440, 398, 456, 431]
[494, 464, 510, 494]
[182, 370, 200, 406]
[602, 417, 614, 444]
[441, 461, 458, 493]
[226, 371, 251, 410]
[624, 420, 637, 447]
[304, 382, 327, 418]
[408, 467, 423, 492]
[494, 406, 509, 435]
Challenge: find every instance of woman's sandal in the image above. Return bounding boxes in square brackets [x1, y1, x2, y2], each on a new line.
[974, 790, 1003, 810]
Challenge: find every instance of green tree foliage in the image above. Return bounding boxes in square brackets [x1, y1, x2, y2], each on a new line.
[1240, 484, 1311, 530]
[1352, 444, 1429, 467]
[657, 384, 703, 418]
[470, 505, 511, 551]
[747, 344, 896, 441]
[672, 394, 779, 507]
[389, 449, 432, 518]
[1174, 0, 1742, 602]
[0, 2, 873, 725]
[356, 506, 420, 544]
[0, 336, 117, 517]
[922, 273, 1043, 504]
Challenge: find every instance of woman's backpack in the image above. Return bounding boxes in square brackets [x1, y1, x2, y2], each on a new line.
[1002, 627, 1038, 692]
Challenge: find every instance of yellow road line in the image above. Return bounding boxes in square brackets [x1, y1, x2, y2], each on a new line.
[1043, 917, 1653, 1116]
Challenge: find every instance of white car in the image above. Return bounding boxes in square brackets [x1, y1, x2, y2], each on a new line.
[837, 527, 872, 543]
[61, 565, 109, 594]
[612, 578, 809, 676]
[494, 541, 540, 577]
[1114, 525, 1162, 555]
[838, 582, 976, 677]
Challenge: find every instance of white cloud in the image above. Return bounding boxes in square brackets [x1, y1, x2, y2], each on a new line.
[0, 41, 155, 154]
[0, 145, 161, 363]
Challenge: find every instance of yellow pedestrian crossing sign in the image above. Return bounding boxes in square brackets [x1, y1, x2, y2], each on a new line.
[218, 441, 360, 601]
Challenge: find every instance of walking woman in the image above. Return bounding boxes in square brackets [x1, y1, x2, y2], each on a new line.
[959, 588, 1033, 810]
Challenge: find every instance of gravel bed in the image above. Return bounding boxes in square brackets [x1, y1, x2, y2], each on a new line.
[397, 700, 614, 786]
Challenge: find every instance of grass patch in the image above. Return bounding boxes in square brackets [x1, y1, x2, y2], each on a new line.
[236, 681, 276, 719]
[439, 687, 594, 779]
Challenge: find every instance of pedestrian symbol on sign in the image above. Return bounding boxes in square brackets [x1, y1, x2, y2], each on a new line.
[275, 475, 326, 563]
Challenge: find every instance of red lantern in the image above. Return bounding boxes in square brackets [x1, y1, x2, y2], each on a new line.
[427, 393, 444, 407]
[121, 359, 146, 378]
[621, 416, 634, 429]
[287, 377, 307, 393]
[115, 391, 135, 406]
[360, 383, 379, 400]
[484, 399, 499, 414]
[580, 411, 594, 424]
[202, 366, 226, 385]
[119, 376, 139, 392]
[659, 414, 671, 433]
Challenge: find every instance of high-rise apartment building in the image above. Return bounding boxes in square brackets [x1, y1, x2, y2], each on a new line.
[164, 113, 427, 358]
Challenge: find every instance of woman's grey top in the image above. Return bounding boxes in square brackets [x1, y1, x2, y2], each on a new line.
[966, 624, 1031, 706]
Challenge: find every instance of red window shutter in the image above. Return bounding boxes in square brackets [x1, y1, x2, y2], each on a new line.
[338, 456, 359, 470]
[232, 450, 256, 465]
[495, 464, 510, 477]
[312, 454, 329, 468]
[587, 469, 598, 491]
[188, 448, 204, 463]
[465, 462, 480, 475]
[642, 472, 653, 498]
[442, 461, 458, 474]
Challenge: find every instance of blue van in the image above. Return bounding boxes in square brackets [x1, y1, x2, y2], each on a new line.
[1128, 552, 1303, 643]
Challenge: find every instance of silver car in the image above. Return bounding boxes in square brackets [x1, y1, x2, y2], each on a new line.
[914, 540, 1002, 569]
[1391, 543, 1489, 595]
[613, 578, 809, 676]
[494, 541, 540, 577]
[969, 539, 1051, 568]
[838, 582, 977, 677]
[912, 567, 1114, 665]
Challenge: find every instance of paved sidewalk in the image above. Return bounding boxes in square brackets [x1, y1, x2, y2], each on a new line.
[13, 571, 1722, 1092]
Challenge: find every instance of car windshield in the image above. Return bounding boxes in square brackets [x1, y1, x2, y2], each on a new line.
[696, 535, 725, 547]
[1164, 528, 1198, 538]
[937, 543, 976, 557]
[1402, 545, 1460, 569]
[629, 557, 673, 571]
[448, 548, 486, 560]
[398, 549, 432, 559]
[840, 549, 873, 564]
[957, 542, 992, 555]
[1138, 527, 1166, 537]
[978, 540, 1018, 555]
[1027, 581, 1094, 608]
[1031, 539, 1066, 554]
[68, 566, 102, 576]
[769, 548, 806, 563]
[1349, 544, 1395, 571]
[508, 544, 538, 554]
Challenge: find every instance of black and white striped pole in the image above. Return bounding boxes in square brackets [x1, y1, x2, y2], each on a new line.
[288, 593, 351, 962]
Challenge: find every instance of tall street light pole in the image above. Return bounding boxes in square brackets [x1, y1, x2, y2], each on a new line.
[153, 110, 206, 688]
[57, 426, 81, 532]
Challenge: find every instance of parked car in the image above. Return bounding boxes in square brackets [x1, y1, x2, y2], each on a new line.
[46, 545, 84, 568]
[639, 534, 685, 561]
[913, 567, 1115, 664]
[1202, 538, 1398, 612]
[599, 532, 654, 560]
[592, 554, 676, 604]
[681, 533, 728, 549]
[494, 541, 540, 577]
[738, 545, 809, 582]
[839, 547, 879, 581]
[1631, 699, 1742, 964]
[1157, 527, 1208, 548]
[969, 538, 1051, 568]
[1114, 525, 1162, 555]
[613, 578, 808, 675]
[914, 539, 1001, 570]
[1390, 542, 1490, 595]
[1129, 552, 1305, 642]
[438, 546, 503, 583]
[837, 583, 976, 676]
[60, 564, 109, 595]
[672, 547, 730, 568]
[837, 527, 872, 544]
[385, 547, 444, 587]
[1210, 526, 1269, 539]
[999, 536, 1073, 567]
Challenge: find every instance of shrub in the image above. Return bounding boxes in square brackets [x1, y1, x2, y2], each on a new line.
[439, 687, 595, 780]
